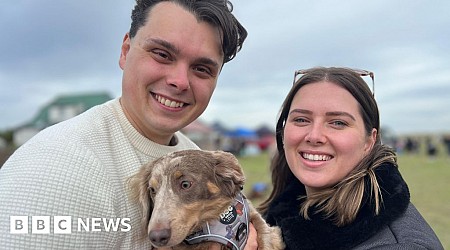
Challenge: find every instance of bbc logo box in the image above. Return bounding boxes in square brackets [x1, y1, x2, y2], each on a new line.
[10, 216, 72, 234]
[10, 216, 131, 234]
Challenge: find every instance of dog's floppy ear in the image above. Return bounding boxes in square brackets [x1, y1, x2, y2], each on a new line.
[210, 150, 246, 198]
[128, 161, 155, 234]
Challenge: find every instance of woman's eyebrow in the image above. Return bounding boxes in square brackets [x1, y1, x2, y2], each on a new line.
[289, 109, 356, 121]
[326, 111, 356, 121]
[289, 109, 312, 115]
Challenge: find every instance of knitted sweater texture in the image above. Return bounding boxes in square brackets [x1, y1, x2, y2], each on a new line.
[0, 99, 199, 249]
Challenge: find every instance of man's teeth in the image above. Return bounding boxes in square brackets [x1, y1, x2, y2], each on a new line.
[156, 95, 184, 108]
[302, 153, 331, 161]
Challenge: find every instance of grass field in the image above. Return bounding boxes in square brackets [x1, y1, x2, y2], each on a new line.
[238, 151, 450, 249]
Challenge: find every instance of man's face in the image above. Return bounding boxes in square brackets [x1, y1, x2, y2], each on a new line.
[119, 2, 223, 145]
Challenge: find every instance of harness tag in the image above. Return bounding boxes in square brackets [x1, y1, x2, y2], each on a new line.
[184, 192, 250, 250]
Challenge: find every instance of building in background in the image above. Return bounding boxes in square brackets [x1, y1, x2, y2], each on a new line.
[13, 92, 112, 146]
[181, 119, 219, 150]
[6, 91, 277, 159]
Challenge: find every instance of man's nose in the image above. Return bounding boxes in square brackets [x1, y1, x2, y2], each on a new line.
[166, 64, 190, 91]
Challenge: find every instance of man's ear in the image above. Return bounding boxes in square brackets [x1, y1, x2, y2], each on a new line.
[119, 33, 131, 70]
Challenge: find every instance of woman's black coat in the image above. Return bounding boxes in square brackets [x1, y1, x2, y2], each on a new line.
[265, 163, 443, 249]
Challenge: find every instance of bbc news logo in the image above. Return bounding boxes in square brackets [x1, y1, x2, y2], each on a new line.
[10, 216, 131, 234]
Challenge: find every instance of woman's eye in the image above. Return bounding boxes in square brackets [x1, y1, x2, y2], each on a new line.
[292, 117, 309, 124]
[180, 180, 192, 190]
[331, 120, 348, 127]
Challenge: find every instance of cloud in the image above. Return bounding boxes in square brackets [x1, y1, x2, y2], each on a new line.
[1, 0, 450, 135]
[0, 0, 132, 128]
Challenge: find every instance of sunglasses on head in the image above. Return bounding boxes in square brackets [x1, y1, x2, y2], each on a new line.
[292, 67, 375, 96]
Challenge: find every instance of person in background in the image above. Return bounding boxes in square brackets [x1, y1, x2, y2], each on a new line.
[426, 137, 438, 159]
[258, 67, 443, 249]
[0, 1, 258, 249]
[443, 134, 450, 156]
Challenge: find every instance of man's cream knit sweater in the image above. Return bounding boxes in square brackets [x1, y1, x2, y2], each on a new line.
[0, 98, 199, 249]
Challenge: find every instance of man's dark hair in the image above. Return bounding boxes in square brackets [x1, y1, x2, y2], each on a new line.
[129, 0, 247, 64]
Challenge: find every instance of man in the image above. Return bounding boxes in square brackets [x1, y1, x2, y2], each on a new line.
[0, 0, 251, 248]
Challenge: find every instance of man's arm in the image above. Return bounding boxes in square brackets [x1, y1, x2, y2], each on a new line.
[0, 139, 121, 248]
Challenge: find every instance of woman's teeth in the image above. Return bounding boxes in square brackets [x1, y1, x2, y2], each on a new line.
[302, 153, 332, 161]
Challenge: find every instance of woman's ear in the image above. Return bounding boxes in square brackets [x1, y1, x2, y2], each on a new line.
[365, 128, 377, 153]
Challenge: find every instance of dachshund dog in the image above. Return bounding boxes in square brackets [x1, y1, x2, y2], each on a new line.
[128, 149, 284, 250]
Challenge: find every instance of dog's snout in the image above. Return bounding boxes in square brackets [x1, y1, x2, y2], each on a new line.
[149, 228, 171, 246]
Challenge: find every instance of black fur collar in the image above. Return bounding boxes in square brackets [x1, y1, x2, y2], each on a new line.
[265, 163, 410, 250]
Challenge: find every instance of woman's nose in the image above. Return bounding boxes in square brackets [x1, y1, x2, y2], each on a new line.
[305, 124, 326, 145]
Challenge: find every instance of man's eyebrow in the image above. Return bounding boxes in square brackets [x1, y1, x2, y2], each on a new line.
[145, 38, 220, 68]
[326, 111, 356, 121]
[145, 38, 180, 54]
[196, 57, 220, 69]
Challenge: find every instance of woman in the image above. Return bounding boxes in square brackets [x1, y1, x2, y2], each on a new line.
[258, 67, 443, 249]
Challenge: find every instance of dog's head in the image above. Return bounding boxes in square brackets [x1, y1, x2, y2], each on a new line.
[128, 149, 245, 248]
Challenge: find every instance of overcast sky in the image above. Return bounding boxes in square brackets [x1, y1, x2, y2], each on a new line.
[1, 0, 450, 135]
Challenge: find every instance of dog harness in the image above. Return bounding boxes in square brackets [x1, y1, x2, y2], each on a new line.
[184, 192, 250, 250]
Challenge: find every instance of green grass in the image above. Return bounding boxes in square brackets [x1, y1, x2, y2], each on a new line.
[398, 154, 450, 249]
[238, 152, 450, 249]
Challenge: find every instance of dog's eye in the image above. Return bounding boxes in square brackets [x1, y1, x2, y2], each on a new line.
[180, 180, 192, 190]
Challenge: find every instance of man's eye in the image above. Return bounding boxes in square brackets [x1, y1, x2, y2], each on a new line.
[152, 49, 171, 61]
[195, 66, 211, 74]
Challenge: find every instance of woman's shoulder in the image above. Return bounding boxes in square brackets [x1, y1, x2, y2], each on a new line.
[389, 203, 443, 248]
[356, 203, 444, 250]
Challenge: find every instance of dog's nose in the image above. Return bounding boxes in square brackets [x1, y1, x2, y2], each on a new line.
[149, 228, 171, 246]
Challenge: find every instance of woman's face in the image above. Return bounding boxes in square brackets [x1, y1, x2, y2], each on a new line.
[283, 81, 376, 195]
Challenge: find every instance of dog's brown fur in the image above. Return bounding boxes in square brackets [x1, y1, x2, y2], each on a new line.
[128, 149, 284, 250]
